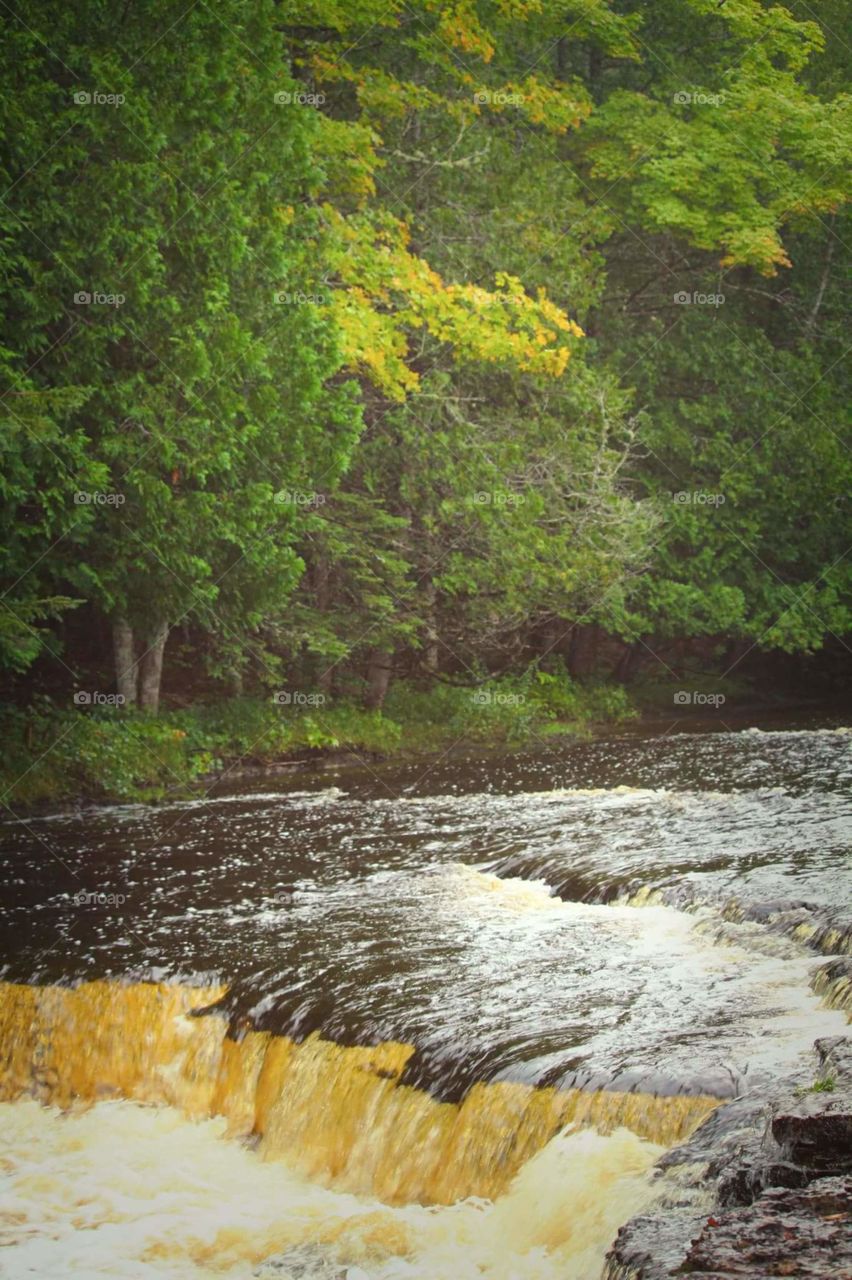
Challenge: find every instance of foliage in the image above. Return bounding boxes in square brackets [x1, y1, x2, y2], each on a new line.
[0, 0, 363, 669]
[0, 0, 849, 751]
[0, 384, 101, 668]
[0, 680, 631, 808]
[384, 669, 635, 749]
[795, 1076, 836, 1095]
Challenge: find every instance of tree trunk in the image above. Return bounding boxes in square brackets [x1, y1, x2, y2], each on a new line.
[567, 624, 596, 678]
[113, 617, 138, 706]
[313, 553, 334, 695]
[138, 620, 169, 712]
[555, 35, 566, 79]
[614, 640, 642, 684]
[422, 580, 439, 673]
[805, 222, 834, 337]
[364, 649, 392, 710]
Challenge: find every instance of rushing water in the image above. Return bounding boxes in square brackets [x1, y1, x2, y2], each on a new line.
[1, 721, 850, 1277]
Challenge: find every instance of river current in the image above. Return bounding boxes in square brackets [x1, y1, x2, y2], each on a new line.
[1, 720, 850, 1277]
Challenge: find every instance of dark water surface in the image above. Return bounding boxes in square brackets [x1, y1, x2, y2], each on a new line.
[2, 719, 850, 1099]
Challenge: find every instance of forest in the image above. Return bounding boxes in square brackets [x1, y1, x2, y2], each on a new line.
[1, 0, 850, 804]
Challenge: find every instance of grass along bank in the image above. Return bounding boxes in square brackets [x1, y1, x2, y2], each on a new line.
[0, 674, 634, 810]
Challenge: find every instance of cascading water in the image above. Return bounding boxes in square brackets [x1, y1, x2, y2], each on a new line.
[0, 981, 711, 1278]
[1, 1098, 669, 1279]
[0, 980, 716, 1195]
[1, 723, 849, 1277]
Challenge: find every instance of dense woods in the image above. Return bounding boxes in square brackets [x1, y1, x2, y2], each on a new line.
[1, 0, 849, 787]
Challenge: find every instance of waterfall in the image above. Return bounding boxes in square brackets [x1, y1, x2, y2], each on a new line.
[0, 979, 717, 1207]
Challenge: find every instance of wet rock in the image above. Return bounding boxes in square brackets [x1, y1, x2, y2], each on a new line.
[770, 1038, 852, 1174]
[718, 1159, 810, 1205]
[697, 893, 852, 959]
[254, 1245, 365, 1278]
[811, 957, 852, 1015]
[604, 1212, 710, 1280]
[754, 903, 852, 956]
[605, 1038, 852, 1280]
[655, 1089, 790, 1207]
[736, 898, 820, 924]
[771, 1093, 852, 1173]
[817, 1035, 852, 1078]
[626, 889, 852, 958]
[676, 1177, 851, 1277]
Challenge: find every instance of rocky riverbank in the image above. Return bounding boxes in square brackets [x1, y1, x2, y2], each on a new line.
[605, 1036, 852, 1278]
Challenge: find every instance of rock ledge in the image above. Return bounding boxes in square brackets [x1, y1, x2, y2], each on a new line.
[605, 1037, 852, 1279]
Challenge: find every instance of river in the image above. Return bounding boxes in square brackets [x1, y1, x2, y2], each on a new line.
[1, 719, 850, 1277]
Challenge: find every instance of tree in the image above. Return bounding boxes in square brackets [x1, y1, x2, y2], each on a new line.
[0, 382, 102, 671]
[2, 0, 849, 716]
[1, 0, 584, 709]
[0, 0, 363, 708]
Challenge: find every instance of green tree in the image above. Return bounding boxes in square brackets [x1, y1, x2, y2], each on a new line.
[0, 381, 102, 671]
[0, 0, 361, 708]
